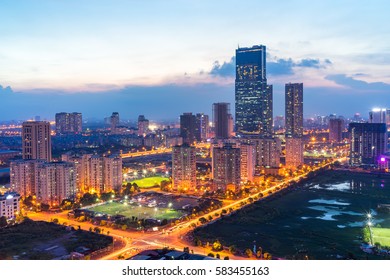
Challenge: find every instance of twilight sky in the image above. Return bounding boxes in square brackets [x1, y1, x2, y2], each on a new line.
[1, 0, 390, 121]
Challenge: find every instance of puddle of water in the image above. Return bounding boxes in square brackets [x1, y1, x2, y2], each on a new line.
[309, 199, 350, 206]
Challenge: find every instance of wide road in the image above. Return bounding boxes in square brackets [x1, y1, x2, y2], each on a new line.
[28, 157, 345, 260]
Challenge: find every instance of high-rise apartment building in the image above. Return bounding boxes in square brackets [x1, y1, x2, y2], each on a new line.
[110, 112, 120, 134]
[240, 143, 255, 182]
[329, 118, 344, 143]
[22, 121, 52, 162]
[180, 113, 197, 145]
[10, 159, 45, 197]
[195, 113, 210, 141]
[252, 137, 281, 168]
[349, 123, 387, 165]
[285, 137, 304, 168]
[212, 143, 241, 191]
[172, 145, 196, 191]
[64, 154, 122, 193]
[213, 103, 230, 139]
[285, 83, 303, 137]
[235, 45, 273, 136]
[11, 160, 76, 206]
[55, 112, 82, 135]
[138, 115, 149, 136]
[36, 162, 76, 206]
[285, 83, 304, 169]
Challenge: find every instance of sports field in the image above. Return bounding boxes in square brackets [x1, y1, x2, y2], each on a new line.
[130, 176, 169, 189]
[88, 202, 181, 220]
[372, 227, 390, 247]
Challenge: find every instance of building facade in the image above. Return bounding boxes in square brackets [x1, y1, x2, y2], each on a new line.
[138, 115, 149, 136]
[212, 143, 241, 191]
[0, 192, 21, 219]
[195, 113, 209, 141]
[110, 112, 120, 134]
[349, 123, 387, 165]
[235, 45, 273, 136]
[172, 145, 196, 191]
[285, 137, 304, 169]
[180, 113, 197, 145]
[240, 143, 255, 183]
[55, 112, 82, 135]
[213, 103, 230, 139]
[22, 121, 52, 162]
[329, 118, 344, 143]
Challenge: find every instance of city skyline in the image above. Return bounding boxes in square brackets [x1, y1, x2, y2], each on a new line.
[1, 0, 390, 120]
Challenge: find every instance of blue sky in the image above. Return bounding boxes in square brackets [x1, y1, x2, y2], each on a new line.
[1, 0, 390, 121]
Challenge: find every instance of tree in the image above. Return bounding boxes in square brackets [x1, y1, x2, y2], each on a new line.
[207, 253, 215, 258]
[245, 248, 253, 258]
[40, 203, 50, 211]
[183, 247, 190, 253]
[263, 252, 272, 260]
[0, 216, 7, 228]
[51, 218, 59, 224]
[256, 247, 263, 259]
[212, 240, 222, 251]
[100, 192, 113, 202]
[224, 256, 229, 260]
[228, 245, 237, 254]
[216, 253, 220, 259]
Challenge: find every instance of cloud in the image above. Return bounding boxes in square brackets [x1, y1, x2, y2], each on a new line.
[209, 57, 235, 77]
[325, 74, 390, 92]
[0, 85, 13, 94]
[209, 56, 332, 77]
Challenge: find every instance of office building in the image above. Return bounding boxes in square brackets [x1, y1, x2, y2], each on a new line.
[180, 113, 197, 145]
[138, 115, 149, 136]
[213, 103, 230, 139]
[329, 118, 344, 143]
[349, 123, 387, 165]
[22, 121, 52, 162]
[0, 192, 21, 219]
[212, 143, 241, 191]
[172, 145, 196, 191]
[235, 45, 273, 136]
[55, 112, 82, 135]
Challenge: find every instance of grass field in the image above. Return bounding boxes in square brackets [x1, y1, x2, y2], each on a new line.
[130, 176, 169, 189]
[372, 227, 390, 247]
[89, 202, 181, 220]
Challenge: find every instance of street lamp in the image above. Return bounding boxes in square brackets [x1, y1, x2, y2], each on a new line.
[367, 212, 374, 246]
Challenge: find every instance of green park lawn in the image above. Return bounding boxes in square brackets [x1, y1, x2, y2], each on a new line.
[89, 202, 181, 220]
[130, 176, 169, 189]
[371, 227, 390, 247]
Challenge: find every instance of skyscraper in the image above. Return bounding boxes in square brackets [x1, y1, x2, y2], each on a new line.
[285, 83, 303, 137]
[212, 143, 241, 191]
[55, 112, 82, 135]
[213, 103, 230, 139]
[235, 45, 273, 136]
[285, 83, 304, 169]
[195, 113, 209, 141]
[180, 113, 196, 145]
[110, 112, 120, 134]
[349, 123, 387, 165]
[22, 121, 52, 162]
[172, 145, 196, 191]
[329, 118, 344, 143]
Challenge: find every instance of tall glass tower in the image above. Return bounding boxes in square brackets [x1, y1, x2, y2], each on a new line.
[235, 45, 272, 136]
